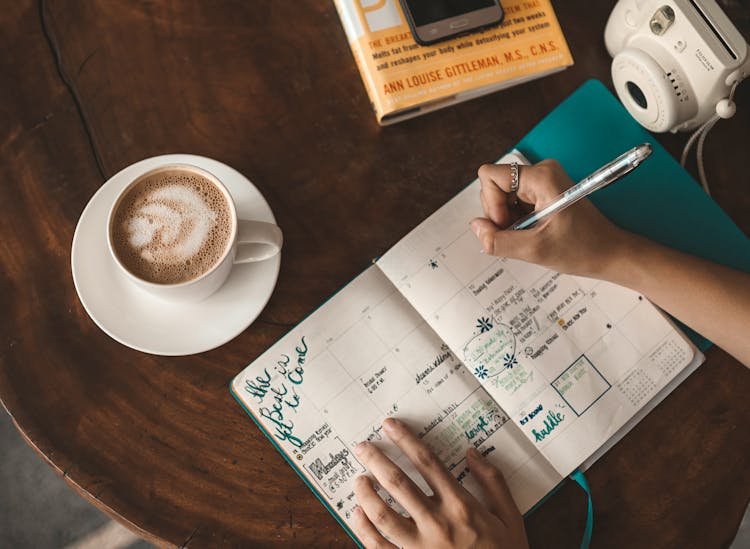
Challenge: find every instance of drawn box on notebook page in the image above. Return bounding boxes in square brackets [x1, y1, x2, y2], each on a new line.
[551, 355, 611, 416]
[303, 436, 365, 499]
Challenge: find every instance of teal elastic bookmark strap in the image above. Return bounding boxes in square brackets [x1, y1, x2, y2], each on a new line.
[570, 469, 593, 549]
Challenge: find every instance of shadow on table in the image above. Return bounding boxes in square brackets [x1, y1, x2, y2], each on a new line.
[0, 408, 154, 549]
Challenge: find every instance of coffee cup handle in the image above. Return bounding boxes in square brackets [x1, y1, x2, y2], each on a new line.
[234, 220, 283, 264]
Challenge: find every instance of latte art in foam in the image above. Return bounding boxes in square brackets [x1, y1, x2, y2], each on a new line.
[128, 185, 217, 263]
[111, 168, 233, 284]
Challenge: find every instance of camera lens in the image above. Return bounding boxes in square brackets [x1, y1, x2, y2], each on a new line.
[626, 81, 648, 109]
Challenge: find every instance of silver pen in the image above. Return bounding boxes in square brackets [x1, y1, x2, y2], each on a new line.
[510, 143, 653, 230]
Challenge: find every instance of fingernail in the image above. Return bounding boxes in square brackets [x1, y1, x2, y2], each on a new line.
[382, 417, 396, 432]
[470, 220, 481, 237]
[353, 442, 366, 456]
[467, 447, 482, 460]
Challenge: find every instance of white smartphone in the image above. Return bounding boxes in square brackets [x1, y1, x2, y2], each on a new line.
[399, 0, 505, 46]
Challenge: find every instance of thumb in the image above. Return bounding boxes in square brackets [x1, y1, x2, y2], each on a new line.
[466, 448, 521, 524]
[470, 218, 537, 260]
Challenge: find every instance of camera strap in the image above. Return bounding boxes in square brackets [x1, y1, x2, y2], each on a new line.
[680, 79, 740, 195]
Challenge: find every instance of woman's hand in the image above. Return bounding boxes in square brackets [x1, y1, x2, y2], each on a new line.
[471, 159, 634, 280]
[351, 418, 529, 549]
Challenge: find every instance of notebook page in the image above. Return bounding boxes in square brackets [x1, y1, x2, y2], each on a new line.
[231, 265, 562, 539]
[376, 152, 701, 476]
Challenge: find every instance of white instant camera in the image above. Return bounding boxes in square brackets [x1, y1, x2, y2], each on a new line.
[605, 0, 749, 132]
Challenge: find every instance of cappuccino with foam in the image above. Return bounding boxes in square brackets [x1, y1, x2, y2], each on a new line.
[111, 167, 233, 284]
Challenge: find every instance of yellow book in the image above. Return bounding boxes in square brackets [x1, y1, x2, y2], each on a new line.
[333, 0, 574, 124]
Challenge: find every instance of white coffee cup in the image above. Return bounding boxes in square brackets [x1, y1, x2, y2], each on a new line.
[107, 164, 282, 302]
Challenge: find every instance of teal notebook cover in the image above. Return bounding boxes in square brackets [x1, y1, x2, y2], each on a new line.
[516, 79, 750, 352]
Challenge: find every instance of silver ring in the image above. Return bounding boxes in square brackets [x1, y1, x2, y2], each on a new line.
[510, 162, 520, 193]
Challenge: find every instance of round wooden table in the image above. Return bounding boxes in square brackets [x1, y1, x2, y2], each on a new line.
[2, 1, 749, 546]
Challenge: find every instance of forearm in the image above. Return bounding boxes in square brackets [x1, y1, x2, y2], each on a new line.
[601, 232, 750, 367]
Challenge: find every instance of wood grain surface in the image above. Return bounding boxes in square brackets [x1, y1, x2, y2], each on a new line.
[1, 1, 748, 547]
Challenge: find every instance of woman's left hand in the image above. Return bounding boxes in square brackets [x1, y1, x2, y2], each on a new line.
[351, 417, 529, 549]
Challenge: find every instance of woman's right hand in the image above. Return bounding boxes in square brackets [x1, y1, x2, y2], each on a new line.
[470, 159, 635, 280]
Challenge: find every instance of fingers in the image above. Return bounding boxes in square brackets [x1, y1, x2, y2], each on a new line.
[351, 506, 399, 549]
[381, 418, 459, 500]
[353, 474, 417, 544]
[354, 440, 432, 521]
[478, 159, 573, 216]
[466, 447, 522, 525]
[477, 164, 513, 227]
[479, 188, 492, 224]
[471, 218, 499, 254]
[472, 159, 578, 261]
[470, 217, 540, 260]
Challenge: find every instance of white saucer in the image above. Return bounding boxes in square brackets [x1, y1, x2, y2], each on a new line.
[71, 154, 281, 356]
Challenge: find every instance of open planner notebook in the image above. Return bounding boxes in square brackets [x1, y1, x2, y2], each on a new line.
[231, 150, 703, 543]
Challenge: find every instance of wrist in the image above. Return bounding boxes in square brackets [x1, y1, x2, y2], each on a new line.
[599, 230, 657, 291]
[591, 228, 645, 285]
